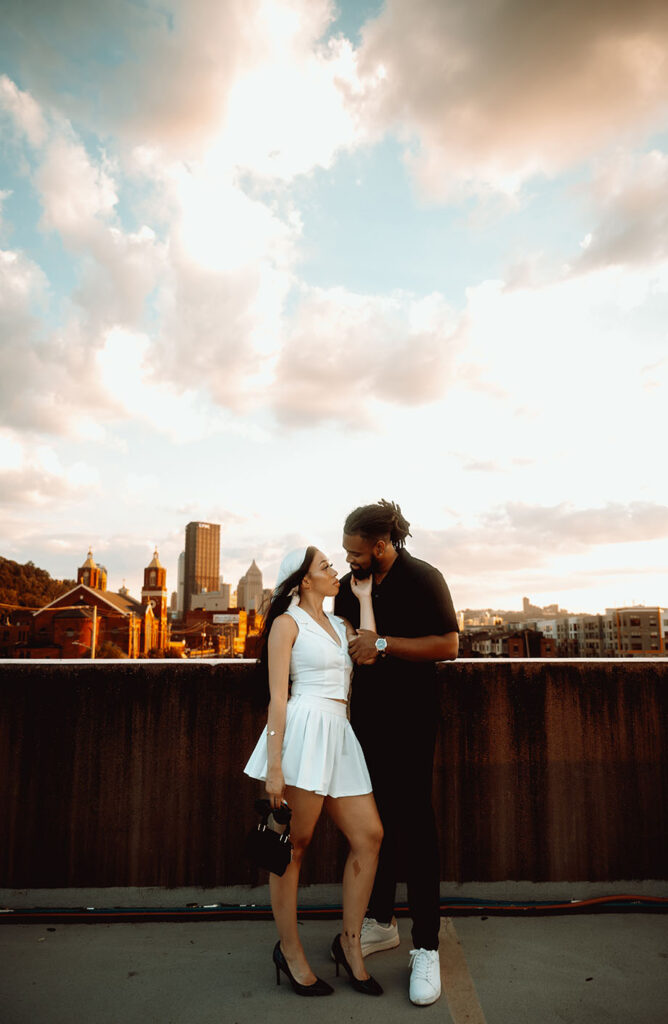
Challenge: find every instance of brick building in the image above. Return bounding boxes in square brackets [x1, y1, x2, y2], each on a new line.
[4, 549, 169, 659]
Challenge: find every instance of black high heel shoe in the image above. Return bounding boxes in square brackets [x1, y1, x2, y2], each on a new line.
[331, 933, 383, 996]
[272, 941, 334, 996]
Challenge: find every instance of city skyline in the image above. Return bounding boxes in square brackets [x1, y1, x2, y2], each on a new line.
[1, 1, 668, 613]
[3, 542, 663, 622]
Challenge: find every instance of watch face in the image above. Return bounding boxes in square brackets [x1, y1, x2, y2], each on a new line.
[375, 637, 387, 652]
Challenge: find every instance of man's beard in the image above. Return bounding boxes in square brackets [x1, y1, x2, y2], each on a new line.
[350, 556, 382, 580]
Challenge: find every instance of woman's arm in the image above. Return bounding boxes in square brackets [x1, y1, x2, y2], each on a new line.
[351, 575, 376, 632]
[265, 614, 297, 808]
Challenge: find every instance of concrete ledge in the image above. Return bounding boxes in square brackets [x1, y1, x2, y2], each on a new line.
[2, 658, 667, 887]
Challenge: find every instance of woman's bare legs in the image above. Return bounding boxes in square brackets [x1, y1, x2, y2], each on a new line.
[325, 793, 384, 980]
[269, 785, 324, 985]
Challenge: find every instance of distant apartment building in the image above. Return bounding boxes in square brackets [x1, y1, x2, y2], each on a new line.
[470, 630, 493, 656]
[532, 617, 569, 649]
[454, 603, 666, 658]
[183, 522, 220, 613]
[609, 606, 664, 656]
[564, 615, 606, 657]
[529, 615, 608, 657]
[463, 627, 556, 657]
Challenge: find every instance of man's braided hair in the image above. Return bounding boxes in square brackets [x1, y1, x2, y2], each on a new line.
[343, 499, 412, 551]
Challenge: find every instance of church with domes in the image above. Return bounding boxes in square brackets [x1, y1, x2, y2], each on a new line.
[13, 549, 170, 659]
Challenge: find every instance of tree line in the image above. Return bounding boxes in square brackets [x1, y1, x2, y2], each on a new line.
[0, 556, 76, 609]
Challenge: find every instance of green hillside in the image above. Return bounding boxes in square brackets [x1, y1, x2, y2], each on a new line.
[0, 556, 76, 609]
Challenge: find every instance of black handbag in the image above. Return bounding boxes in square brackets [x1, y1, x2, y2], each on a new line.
[244, 798, 293, 876]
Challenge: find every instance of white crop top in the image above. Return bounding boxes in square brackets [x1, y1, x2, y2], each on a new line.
[285, 604, 352, 701]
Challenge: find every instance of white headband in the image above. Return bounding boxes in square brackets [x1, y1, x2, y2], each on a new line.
[275, 547, 310, 591]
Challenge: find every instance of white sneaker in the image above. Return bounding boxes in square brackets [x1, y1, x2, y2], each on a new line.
[360, 916, 400, 957]
[408, 948, 441, 1006]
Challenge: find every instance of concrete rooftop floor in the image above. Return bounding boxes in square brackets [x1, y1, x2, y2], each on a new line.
[1, 884, 667, 1024]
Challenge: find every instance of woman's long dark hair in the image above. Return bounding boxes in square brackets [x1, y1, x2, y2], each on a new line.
[344, 499, 411, 551]
[254, 546, 317, 707]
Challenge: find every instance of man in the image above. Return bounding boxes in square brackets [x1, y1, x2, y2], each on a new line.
[334, 499, 459, 1007]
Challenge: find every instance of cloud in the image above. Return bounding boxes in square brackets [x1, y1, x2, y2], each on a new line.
[0, 241, 125, 435]
[93, 326, 264, 443]
[0, 189, 13, 239]
[463, 460, 500, 473]
[29, 126, 168, 328]
[272, 286, 461, 426]
[35, 133, 117, 238]
[0, 74, 47, 147]
[0, 76, 293, 431]
[0, 0, 368, 441]
[576, 149, 668, 269]
[0, 429, 100, 507]
[417, 500, 668, 581]
[486, 501, 668, 549]
[356, 0, 668, 198]
[3, 1, 359, 176]
[2, 1, 248, 154]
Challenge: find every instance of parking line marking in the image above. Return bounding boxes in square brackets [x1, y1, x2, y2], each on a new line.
[439, 917, 487, 1023]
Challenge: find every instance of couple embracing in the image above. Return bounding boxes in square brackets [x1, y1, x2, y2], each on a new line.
[244, 499, 459, 1005]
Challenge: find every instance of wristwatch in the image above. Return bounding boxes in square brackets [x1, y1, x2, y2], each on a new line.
[375, 637, 388, 657]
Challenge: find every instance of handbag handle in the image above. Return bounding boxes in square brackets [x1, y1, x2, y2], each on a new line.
[254, 798, 292, 839]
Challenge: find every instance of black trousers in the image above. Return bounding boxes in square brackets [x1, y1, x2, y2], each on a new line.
[352, 692, 441, 950]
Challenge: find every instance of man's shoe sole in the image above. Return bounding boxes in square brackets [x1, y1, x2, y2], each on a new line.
[361, 933, 401, 957]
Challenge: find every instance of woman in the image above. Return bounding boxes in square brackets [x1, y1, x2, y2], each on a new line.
[244, 546, 384, 997]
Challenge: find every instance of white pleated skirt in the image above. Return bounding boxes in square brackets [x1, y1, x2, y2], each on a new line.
[244, 694, 372, 798]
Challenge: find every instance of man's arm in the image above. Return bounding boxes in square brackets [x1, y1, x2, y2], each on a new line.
[348, 562, 459, 665]
[349, 629, 458, 665]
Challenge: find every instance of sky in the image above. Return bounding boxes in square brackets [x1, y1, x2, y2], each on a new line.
[1, 0, 668, 614]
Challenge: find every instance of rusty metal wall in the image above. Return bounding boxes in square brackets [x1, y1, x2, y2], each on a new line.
[0, 660, 666, 888]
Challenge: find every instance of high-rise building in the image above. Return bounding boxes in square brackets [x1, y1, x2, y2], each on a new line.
[237, 560, 263, 611]
[177, 551, 185, 614]
[183, 522, 220, 613]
